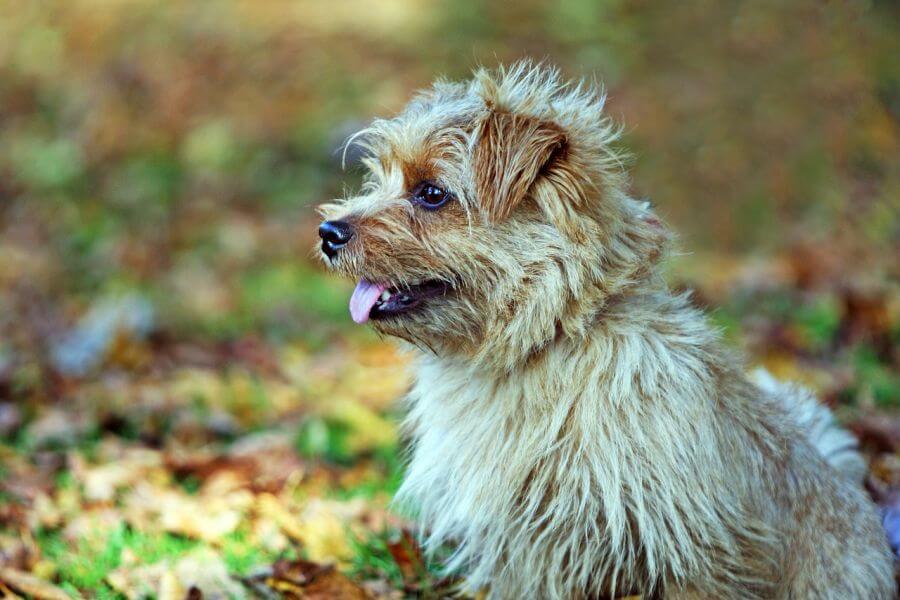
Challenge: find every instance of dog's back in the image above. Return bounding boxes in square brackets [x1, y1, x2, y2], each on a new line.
[753, 368, 868, 483]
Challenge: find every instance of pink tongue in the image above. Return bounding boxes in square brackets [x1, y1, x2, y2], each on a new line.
[349, 279, 387, 324]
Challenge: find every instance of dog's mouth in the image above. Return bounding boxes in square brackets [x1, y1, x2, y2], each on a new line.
[349, 278, 449, 324]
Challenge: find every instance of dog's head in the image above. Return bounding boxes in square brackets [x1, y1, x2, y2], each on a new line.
[319, 62, 669, 369]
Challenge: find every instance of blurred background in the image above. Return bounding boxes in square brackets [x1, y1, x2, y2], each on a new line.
[0, 1, 897, 597]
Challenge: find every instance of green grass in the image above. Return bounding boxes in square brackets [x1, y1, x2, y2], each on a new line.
[219, 530, 297, 575]
[348, 529, 410, 590]
[853, 346, 900, 407]
[35, 523, 303, 596]
[9, 410, 101, 455]
[793, 295, 841, 351]
[37, 524, 198, 594]
[32, 488, 400, 592]
[295, 415, 405, 499]
[332, 448, 405, 501]
[708, 308, 742, 344]
[295, 416, 358, 465]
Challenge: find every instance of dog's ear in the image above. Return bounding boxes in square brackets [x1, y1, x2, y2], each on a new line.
[473, 111, 567, 222]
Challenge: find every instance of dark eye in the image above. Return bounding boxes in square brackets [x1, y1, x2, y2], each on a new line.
[412, 182, 451, 209]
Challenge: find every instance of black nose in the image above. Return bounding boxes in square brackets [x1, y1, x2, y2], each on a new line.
[318, 220, 354, 258]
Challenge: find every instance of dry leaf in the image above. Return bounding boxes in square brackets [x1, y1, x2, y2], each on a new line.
[257, 495, 362, 564]
[79, 450, 163, 502]
[385, 530, 424, 583]
[123, 483, 251, 543]
[0, 568, 75, 600]
[243, 559, 370, 599]
[157, 569, 184, 600]
[107, 549, 244, 600]
[328, 401, 397, 454]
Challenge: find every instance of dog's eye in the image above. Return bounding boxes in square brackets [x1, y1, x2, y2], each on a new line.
[412, 182, 451, 210]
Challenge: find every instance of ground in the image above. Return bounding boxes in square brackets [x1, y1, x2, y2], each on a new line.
[0, 1, 897, 598]
[1, 247, 896, 599]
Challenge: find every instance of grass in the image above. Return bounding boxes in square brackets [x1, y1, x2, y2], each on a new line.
[35, 524, 301, 595]
[28, 432, 410, 595]
[9, 283, 894, 597]
[295, 417, 358, 465]
[853, 346, 900, 408]
[220, 530, 298, 576]
[793, 295, 842, 352]
[332, 449, 406, 502]
[37, 524, 198, 595]
[347, 529, 410, 590]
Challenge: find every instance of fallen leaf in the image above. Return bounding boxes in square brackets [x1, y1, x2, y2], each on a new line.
[256, 495, 362, 564]
[107, 549, 244, 599]
[123, 482, 251, 543]
[27, 493, 61, 530]
[0, 581, 24, 599]
[0, 568, 75, 600]
[0, 404, 22, 438]
[77, 449, 163, 502]
[0, 535, 35, 571]
[328, 400, 397, 455]
[243, 559, 370, 600]
[385, 530, 424, 583]
[23, 409, 91, 451]
[256, 494, 307, 543]
[157, 569, 184, 600]
[850, 415, 900, 454]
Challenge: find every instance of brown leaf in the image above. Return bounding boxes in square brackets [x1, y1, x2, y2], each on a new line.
[838, 285, 894, 356]
[385, 530, 424, 583]
[166, 431, 307, 493]
[0, 568, 76, 600]
[257, 495, 362, 563]
[247, 559, 370, 600]
[301, 569, 370, 599]
[106, 549, 243, 599]
[850, 416, 900, 454]
[0, 533, 39, 572]
[0, 581, 24, 599]
[185, 586, 203, 600]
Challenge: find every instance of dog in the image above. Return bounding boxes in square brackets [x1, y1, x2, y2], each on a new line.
[318, 62, 894, 599]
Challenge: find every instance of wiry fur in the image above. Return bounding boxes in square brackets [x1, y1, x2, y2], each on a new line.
[319, 62, 894, 599]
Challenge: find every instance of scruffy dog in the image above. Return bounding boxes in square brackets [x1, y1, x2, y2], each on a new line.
[318, 63, 894, 599]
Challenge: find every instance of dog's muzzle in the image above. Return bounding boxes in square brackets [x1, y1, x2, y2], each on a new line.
[318, 220, 353, 258]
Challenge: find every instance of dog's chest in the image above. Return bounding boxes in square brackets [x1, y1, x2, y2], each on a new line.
[397, 351, 731, 565]
[399, 359, 606, 535]
[397, 358, 678, 597]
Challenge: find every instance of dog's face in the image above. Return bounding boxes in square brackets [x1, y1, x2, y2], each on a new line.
[319, 63, 667, 367]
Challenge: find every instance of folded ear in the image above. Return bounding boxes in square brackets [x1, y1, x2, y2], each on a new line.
[473, 111, 567, 222]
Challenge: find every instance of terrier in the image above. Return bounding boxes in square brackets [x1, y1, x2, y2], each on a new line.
[318, 62, 894, 599]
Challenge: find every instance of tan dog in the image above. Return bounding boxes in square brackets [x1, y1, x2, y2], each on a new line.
[318, 62, 893, 599]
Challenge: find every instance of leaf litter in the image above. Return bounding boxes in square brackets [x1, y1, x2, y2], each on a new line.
[0, 3, 896, 592]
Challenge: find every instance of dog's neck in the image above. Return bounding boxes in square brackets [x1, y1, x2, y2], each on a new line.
[452, 272, 671, 376]
[413, 278, 718, 384]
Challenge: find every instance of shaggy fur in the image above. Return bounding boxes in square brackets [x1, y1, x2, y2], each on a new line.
[319, 62, 894, 599]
